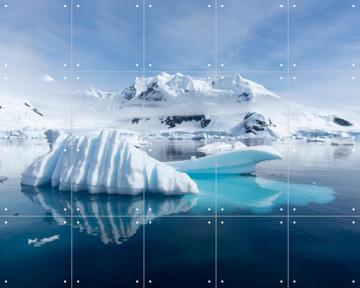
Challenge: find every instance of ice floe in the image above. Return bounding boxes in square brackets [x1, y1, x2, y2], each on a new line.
[28, 235, 60, 247]
[169, 145, 282, 174]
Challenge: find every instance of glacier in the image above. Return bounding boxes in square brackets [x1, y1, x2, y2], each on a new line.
[21, 130, 199, 195]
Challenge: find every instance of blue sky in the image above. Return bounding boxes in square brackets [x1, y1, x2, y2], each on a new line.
[1, 0, 359, 111]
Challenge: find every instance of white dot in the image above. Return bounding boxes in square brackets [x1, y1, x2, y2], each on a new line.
[136, 4, 139, 8]
[4, 208, 7, 211]
[148, 63, 152, 67]
[280, 208, 284, 211]
[352, 76, 356, 80]
[220, 4, 224, 8]
[136, 63, 139, 67]
[64, 280, 67, 283]
[280, 4, 284, 8]
[293, 148, 297, 152]
[280, 221, 283, 224]
[352, 221, 356, 224]
[63, 208, 67, 211]
[221, 280, 224, 283]
[352, 64, 356, 67]
[77, 280, 80, 283]
[64, 4, 67, 8]
[280, 280, 284, 283]
[63, 148, 67, 152]
[5, 280, 8, 283]
[208, 208, 211, 211]
[148, 4, 152, 8]
[221, 208, 224, 211]
[63, 63, 67, 67]
[292, 76, 296, 80]
[63, 76, 67, 80]
[293, 280, 296, 283]
[136, 208, 139, 211]
[76, 208, 80, 211]
[4, 76, 8, 80]
[293, 63, 297, 67]
[220, 63, 224, 67]
[208, 221, 211, 224]
[208, 280, 211, 283]
[221, 221, 224, 224]
[76, 76, 80, 80]
[280, 63, 284, 67]
[76, 148, 80, 152]
[136, 280, 139, 283]
[293, 221, 296, 224]
[76, 4, 80, 8]
[76, 221, 80, 224]
[208, 4, 211, 8]
[76, 63, 80, 67]
[64, 221, 67, 224]
[4, 63, 8, 67]
[4, 221, 8, 224]
[352, 280, 356, 283]
[148, 148, 152, 152]
[352, 4, 356, 8]
[280, 76, 284, 80]
[148, 208, 152, 211]
[136, 221, 139, 224]
[293, 208, 296, 211]
[208, 63, 211, 67]
[148, 280, 152, 283]
[293, 4, 296, 8]
[149, 221, 152, 224]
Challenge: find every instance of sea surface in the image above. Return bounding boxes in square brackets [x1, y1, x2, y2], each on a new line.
[0, 139, 359, 288]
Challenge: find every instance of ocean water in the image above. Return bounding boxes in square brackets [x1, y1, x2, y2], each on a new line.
[0, 140, 359, 288]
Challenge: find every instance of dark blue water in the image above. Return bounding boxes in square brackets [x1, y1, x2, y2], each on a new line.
[0, 140, 359, 287]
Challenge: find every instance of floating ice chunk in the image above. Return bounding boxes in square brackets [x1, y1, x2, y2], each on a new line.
[28, 235, 60, 247]
[21, 130, 199, 195]
[197, 141, 246, 155]
[169, 145, 282, 174]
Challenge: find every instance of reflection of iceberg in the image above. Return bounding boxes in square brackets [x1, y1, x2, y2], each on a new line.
[21, 130, 199, 195]
[168, 146, 282, 174]
[21, 185, 198, 244]
[194, 175, 335, 213]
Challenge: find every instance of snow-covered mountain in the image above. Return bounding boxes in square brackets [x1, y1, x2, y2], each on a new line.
[119, 72, 277, 104]
[1, 72, 359, 140]
[0, 98, 52, 139]
[112, 72, 358, 139]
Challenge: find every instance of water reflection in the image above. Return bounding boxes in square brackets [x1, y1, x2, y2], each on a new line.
[21, 185, 198, 244]
[194, 175, 336, 214]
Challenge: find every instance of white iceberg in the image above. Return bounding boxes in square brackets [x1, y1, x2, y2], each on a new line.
[21, 130, 199, 195]
[197, 141, 247, 155]
[168, 145, 282, 174]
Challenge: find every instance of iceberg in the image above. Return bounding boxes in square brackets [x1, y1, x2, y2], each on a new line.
[168, 145, 282, 175]
[197, 141, 247, 155]
[21, 130, 199, 195]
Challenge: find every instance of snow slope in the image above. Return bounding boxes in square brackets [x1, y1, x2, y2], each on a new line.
[0, 98, 51, 139]
[21, 130, 199, 195]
